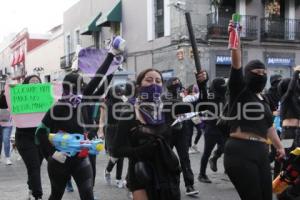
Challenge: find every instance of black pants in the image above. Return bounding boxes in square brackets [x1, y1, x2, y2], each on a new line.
[171, 124, 194, 187]
[200, 125, 225, 176]
[48, 156, 94, 200]
[89, 154, 96, 186]
[15, 128, 43, 199]
[186, 120, 203, 147]
[106, 157, 124, 180]
[224, 138, 272, 200]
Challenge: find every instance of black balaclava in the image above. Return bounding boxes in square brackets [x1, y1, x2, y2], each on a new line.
[266, 74, 282, 111]
[244, 59, 267, 93]
[23, 75, 41, 84]
[277, 78, 291, 99]
[210, 77, 227, 98]
[270, 74, 282, 88]
[62, 72, 83, 95]
[166, 77, 183, 96]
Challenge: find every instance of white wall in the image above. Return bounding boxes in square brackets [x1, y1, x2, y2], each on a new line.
[26, 34, 64, 80]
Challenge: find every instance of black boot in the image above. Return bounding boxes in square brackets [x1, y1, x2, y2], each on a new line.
[209, 157, 218, 172]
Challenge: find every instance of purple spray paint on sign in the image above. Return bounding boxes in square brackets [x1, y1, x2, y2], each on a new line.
[78, 48, 123, 76]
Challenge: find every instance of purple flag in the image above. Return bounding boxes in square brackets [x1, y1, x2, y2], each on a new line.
[78, 48, 123, 76]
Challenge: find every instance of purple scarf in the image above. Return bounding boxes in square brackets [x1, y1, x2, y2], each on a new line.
[62, 94, 82, 108]
[138, 84, 165, 125]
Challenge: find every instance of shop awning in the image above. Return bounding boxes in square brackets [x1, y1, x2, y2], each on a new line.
[11, 55, 16, 67]
[96, 0, 122, 27]
[11, 53, 19, 67]
[81, 12, 102, 35]
[18, 51, 24, 63]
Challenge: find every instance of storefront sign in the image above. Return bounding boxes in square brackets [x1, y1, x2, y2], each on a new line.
[267, 57, 292, 66]
[216, 56, 231, 65]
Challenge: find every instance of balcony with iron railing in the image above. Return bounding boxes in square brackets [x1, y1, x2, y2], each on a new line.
[261, 18, 300, 42]
[207, 13, 258, 41]
[60, 52, 75, 69]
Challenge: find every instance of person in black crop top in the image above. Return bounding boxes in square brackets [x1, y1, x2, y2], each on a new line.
[223, 21, 285, 200]
[277, 68, 300, 200]
[35, 47, 120, 200]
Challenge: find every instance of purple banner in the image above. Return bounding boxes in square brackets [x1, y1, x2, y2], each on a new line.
[78, 48, 123, 76]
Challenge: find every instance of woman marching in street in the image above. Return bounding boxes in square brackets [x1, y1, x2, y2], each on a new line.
[0, 89, 13, 165]
[112, 68, 207, 200]
[112, 68, 181, 200]
[101, 83, 132, 188]
[277, 67, 300, 200]
[223, 21, 285, 200]
[197, 77, 227, 183]
[5, 75, 44, 200]
[35, 37, 125, 200]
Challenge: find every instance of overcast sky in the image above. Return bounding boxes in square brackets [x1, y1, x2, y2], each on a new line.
[0, 0, 79, 42]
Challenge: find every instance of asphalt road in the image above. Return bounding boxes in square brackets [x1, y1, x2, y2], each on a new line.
[0, 135, 240, 200]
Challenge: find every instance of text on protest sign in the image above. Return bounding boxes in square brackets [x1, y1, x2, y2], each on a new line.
[10, 83, 54, 114]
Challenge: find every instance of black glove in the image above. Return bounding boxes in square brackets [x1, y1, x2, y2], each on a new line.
[195, 70, 209, 88]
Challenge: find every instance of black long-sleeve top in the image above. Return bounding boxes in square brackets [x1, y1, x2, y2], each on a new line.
[228, 68, 273, 138]
[281, 70, 300, 121]
[197, 83, 225, 126]
[36, 53, 115, 158]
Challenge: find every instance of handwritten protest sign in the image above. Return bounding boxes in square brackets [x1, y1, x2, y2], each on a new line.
[10, 83, 54, 114]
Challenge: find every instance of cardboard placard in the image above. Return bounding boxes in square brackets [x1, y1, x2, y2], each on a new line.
[10, 83, 54, 114]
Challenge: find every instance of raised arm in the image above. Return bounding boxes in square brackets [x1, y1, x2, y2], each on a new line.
[228, 21, 244, 97]
[83, 53, 114, 96]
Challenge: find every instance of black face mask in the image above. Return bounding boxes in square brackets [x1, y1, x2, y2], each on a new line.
[168, 83, 182, 95]
[245, 73, 267, 93]
[215, 86, 227, 97]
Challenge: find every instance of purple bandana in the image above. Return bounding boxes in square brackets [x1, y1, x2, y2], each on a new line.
[138, 84, 165, 125]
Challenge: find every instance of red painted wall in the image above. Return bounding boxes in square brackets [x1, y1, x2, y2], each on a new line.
[27, 39, 48, 52]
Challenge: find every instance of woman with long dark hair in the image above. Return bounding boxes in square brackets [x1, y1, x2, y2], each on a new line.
[35, 38, 124, 200]
[5, 75, 44, 200]
[223, 21, 285, 200]
[112, 68, 182, 200]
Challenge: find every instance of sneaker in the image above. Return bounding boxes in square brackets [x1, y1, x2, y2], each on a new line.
[191, 145, 199, 152]
[66, 181, 74, 192]
[185, 185, 199, 196]
[6, 158, 12, 165]
[198, 174, 212, 183]
[104, 169, 111, 185]
[115, 179, 124, 188]
[209, 158, 217, 172]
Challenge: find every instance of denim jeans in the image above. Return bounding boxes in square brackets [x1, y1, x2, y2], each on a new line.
[0, 126, 12, 157]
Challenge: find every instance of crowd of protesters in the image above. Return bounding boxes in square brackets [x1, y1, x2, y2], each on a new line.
[1, 20, 300, 200]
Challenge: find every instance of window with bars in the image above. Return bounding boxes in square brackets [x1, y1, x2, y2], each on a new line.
[155, 0, 164, 38]
[75, 29, 81, 45]
[66, 34, 71, 55]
